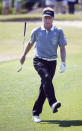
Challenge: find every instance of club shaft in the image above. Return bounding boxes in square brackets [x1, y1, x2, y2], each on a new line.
[17, 22, 27, 72]
[22, 22, 26, 52]
[24, 22, 26, 37]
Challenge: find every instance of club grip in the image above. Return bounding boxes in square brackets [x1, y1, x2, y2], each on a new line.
[24, 22, 26, 37]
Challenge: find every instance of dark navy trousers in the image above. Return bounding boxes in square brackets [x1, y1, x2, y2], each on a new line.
[32, 57, 57, 116]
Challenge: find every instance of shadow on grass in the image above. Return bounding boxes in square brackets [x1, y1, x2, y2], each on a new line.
[41, 120, 82, 127]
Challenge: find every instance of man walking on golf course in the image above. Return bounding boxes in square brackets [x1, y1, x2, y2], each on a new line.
[20, 7, 67, 123]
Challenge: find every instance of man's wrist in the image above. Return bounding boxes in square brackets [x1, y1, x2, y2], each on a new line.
[61, 61, 66, 65]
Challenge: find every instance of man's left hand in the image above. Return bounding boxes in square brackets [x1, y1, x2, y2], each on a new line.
[60, 62, 66, 73]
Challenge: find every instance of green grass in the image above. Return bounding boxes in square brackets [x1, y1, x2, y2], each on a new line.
[0, 22, 37, 56]
[0, 22, 82, 131]
[0, 14, 82, 21]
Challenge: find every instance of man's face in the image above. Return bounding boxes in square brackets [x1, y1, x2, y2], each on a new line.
[42, 16, 54, 30]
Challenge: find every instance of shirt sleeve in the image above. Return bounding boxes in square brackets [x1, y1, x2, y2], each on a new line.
[58, 29, 67, 47]
[30, 29, 36, 45]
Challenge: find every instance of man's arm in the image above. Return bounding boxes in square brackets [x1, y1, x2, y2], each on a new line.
[60, 46, 66, 73]
[20, 42, 33, 65]
[60, 46, 66, 63]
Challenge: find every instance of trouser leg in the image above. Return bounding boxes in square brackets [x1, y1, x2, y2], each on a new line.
[33, 82, 46, 116]
[32, 58, 57, 115]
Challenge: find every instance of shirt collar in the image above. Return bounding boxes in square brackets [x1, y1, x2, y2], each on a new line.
[41, 25, 54, 31]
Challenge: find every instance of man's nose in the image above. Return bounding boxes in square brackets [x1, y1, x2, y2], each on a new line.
[46, 19, 50, 22]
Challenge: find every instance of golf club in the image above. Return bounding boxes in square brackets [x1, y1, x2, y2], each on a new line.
[17, 22, 26, 72]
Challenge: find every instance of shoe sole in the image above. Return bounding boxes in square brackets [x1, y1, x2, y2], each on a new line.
[53, 102, 61, 113]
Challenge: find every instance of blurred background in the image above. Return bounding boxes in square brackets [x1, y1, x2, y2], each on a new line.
[0, 0, 82, 15]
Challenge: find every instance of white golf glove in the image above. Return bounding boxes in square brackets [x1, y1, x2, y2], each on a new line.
[60, 62, 66, 73]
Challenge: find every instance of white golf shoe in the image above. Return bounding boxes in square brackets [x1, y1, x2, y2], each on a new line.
[32, 115, 41, 123]
[51, 102, 61, 113]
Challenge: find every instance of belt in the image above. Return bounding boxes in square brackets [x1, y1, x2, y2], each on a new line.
[37, 57, 57, 61]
